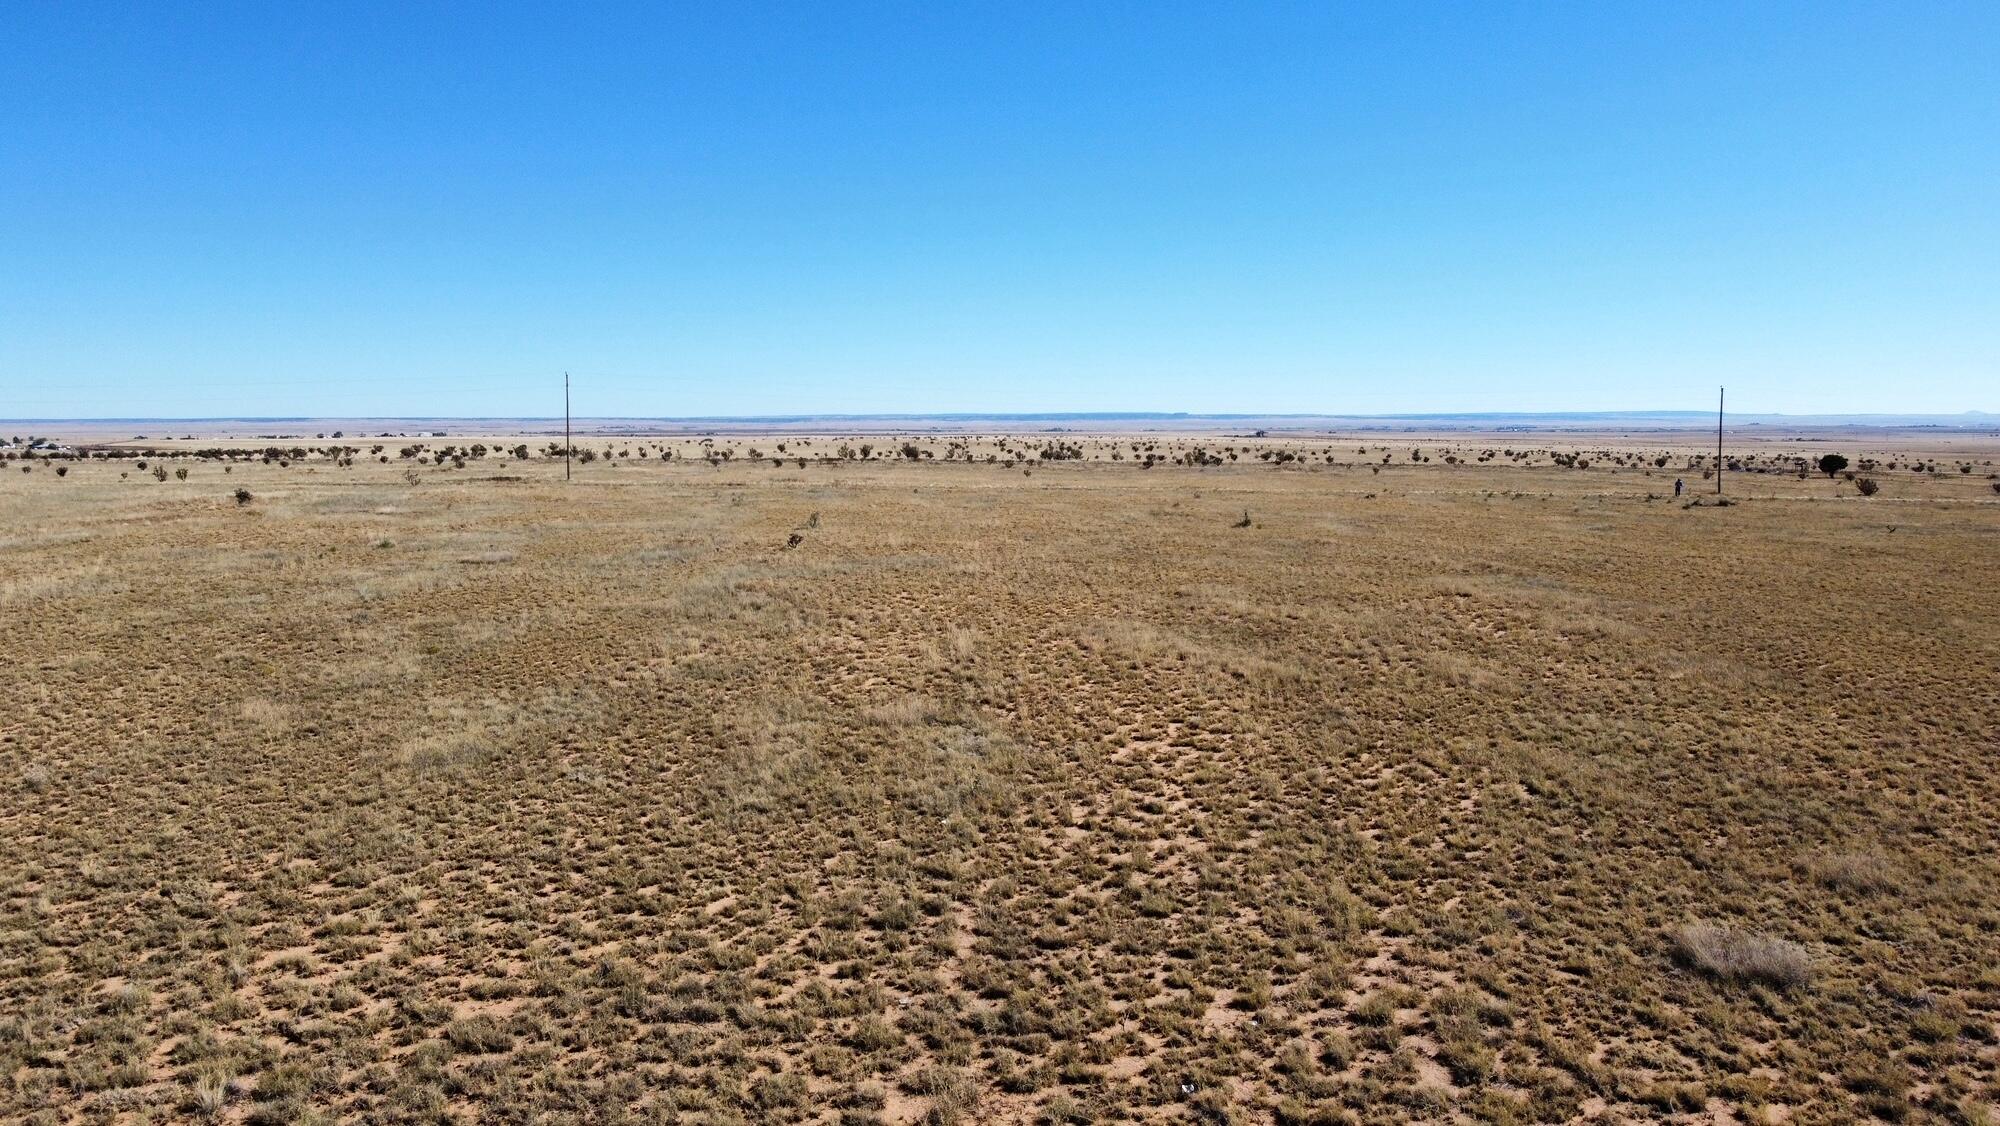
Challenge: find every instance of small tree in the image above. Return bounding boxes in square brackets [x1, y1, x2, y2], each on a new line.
[1818, 453, 1849, 478]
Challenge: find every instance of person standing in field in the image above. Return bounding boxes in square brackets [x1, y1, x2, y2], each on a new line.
[1674, 478, 1684, 497]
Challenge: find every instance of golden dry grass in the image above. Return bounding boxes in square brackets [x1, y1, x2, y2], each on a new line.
[2, 443, 1998, 1124]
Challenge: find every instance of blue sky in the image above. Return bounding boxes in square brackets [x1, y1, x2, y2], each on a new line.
[4, 2, 1995, 418]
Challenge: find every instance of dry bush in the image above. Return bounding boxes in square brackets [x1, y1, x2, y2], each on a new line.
[946, 624, 979, 661]
[189, 1073, 230, 1117]
[237, 697, 290, 730]
[1807, 850, 1901, 894]
[398, 731, 494, 775]
[1672, 924, 1811, 988]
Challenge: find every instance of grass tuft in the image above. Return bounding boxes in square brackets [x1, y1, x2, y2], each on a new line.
[1672, 924, 1811, 988]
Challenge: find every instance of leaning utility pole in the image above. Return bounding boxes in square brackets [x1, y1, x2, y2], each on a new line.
[1715, 386, 1724, 495]
[564, 371, 572, 481]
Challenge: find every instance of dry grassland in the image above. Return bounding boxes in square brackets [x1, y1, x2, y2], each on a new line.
[3, 447, 1998, 1124]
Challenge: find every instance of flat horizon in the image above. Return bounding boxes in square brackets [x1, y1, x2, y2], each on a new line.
[6, 408, 1995, 425]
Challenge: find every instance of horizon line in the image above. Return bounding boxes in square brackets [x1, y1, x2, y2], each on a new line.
[6, 409, 1995, 426]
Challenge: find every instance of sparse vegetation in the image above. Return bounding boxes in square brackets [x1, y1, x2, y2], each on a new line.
[1, 428, 1994, 1122]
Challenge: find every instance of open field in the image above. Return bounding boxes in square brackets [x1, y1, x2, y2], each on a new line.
[3, 444, 1998, 1124]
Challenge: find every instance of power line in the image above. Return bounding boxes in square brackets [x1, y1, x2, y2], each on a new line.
[1716, 386, 1724, 495]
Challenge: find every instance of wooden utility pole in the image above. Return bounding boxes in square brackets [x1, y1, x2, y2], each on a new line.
[1716, 386, 1724, 495]
[564, 372, 572, 481]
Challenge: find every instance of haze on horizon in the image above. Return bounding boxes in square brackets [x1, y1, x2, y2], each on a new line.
[5, 4, 1996, 419]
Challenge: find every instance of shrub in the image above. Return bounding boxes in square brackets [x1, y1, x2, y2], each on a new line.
[233, 488, 253, 505]
[1354, 992, 1396, 1026]
[849, 1015, 899, 1052]
[444, 1016, 513, 1053]
[189, 1073, 229, 1117]
[1818, 453, 1849, 477]
[1671, 924, 1810, 988]
[749, 1071, 808, 1110]
[1855, 477, 1879, 496]
[1808, 851, 1899, 894]
[253, 1062, 314, 1100]
[902, 1065, 976, 1122]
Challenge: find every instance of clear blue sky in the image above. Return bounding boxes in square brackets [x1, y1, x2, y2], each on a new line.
[4, 2, 1995, 418]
